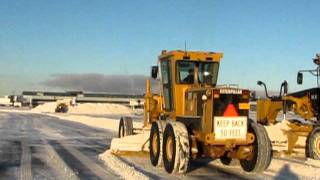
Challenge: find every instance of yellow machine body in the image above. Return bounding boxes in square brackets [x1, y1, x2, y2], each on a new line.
[144, 50, 254, 159]
[113, 50, 273, 174]
[256, 95, 315, 153]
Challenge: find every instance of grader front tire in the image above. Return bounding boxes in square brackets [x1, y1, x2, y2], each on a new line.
[162, 122, 190, 174]
[240, 121, 272, 172]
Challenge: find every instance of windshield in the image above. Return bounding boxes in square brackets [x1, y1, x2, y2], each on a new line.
[176, 61, 219, 85]
[198, 62, 219, 85]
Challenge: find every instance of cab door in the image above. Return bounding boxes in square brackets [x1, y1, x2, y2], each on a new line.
[160, 60, 174, 111]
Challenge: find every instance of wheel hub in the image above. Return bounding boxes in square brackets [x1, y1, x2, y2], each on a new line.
[244, 145, 255, 160]
[166, 136, 174, 162]
[152, 133, 158, 155]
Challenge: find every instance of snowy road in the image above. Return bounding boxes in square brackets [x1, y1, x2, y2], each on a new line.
[0, 110, 317, 180]
[0, 112, 119, 180]
[0, 111, 251, 180]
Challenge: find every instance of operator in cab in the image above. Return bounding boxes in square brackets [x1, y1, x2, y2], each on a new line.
[183, 69, 194, 83]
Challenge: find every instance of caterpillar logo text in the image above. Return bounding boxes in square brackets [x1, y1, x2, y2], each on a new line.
[219, 89, 242, 94]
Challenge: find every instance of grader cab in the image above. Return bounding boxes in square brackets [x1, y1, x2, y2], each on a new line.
[114, 50, 272, 174]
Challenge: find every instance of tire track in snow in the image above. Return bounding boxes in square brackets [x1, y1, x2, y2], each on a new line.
[33, 118, 80, 180]
[20, 118, 32, 180]
[20, 137, 32, 180]
[34, 116, 119, 179]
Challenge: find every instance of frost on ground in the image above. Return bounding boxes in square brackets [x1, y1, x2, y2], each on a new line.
[99, 150, 149, 180]
[30, 102, 149, 179]
[35, 104, 320, 179]
[264, 158, 320, 179]
[0, 112, 8, 118]
[2, 103, 320, 179]
[261, 118, 320, 179]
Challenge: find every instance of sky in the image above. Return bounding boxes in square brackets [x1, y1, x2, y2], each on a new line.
[1, 0, 320, 95]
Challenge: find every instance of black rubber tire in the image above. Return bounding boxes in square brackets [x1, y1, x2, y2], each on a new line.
[118, 117, 133, 138]
[306, 126, 320, 159]
[220, 154, 239, 166]
[240, 121, 272, 172]
[118, 118, 124, 138]
[150, 122, 161, 166]
[163, 124, 176, 173]
[162, 122, 190, 174]
[125, 117, 134, 136]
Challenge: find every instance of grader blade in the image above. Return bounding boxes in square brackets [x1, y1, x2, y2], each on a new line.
[110, 130, 150, 154]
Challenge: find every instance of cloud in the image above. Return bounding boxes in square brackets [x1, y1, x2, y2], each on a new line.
[42, 73, 282, 97]
[41, 73, 159, 94]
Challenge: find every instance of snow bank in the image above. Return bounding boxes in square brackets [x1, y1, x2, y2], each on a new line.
[31, 102, 57, 113]
[99, 150, 149, 180]
[68, 103, 132, 115]
[110, 132, 150, 153]
[32, 102, 132, 115]
[47, 114, 142, 132]
[265, 119, 306, 151]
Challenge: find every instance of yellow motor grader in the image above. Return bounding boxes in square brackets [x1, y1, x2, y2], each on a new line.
[256, 54, 320, 159]
[112, 50, 272, 174]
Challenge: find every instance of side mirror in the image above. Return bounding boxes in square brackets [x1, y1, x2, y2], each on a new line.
[151, 66, 158, 79]
[297, 72, 303, 85]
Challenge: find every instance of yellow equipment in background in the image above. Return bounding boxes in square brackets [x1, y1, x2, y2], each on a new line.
[257, 95, 314, 125]
[55, 99, 73, 113]
[256, 80, 320, 159]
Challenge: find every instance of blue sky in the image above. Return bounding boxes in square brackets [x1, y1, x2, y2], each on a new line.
[0, 0, 320, 94]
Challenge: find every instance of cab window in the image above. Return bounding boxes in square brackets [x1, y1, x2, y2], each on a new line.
[160, 60, 173, 111]
[198, 62, 219, 86]
[177, 61, 195, 84]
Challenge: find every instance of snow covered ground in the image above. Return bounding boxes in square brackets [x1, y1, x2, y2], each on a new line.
[5, 102, 320, 179]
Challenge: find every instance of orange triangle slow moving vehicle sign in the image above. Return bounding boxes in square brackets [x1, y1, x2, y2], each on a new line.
[223, 104, 239, 117]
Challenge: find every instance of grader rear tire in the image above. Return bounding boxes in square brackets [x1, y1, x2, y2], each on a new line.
[150, 121, 164, 166]
[162, 122, 190, 174]
[118, 117, 133, 138]
[306, 126, 320, 159]
[240, 121, 272, 172]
